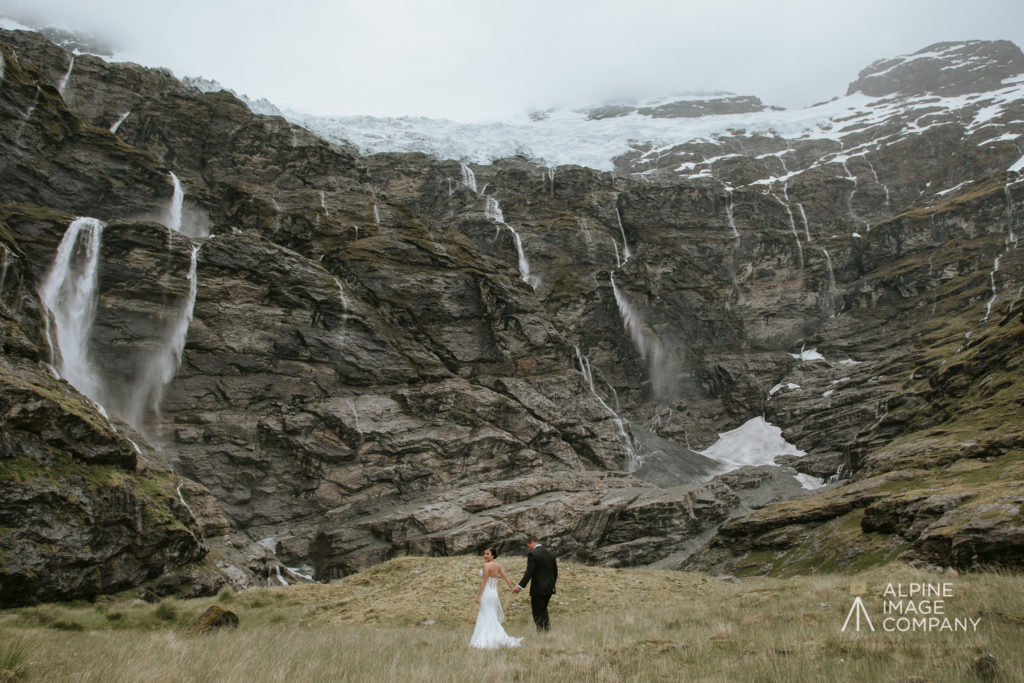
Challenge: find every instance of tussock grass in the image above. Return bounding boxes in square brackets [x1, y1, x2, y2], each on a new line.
[1, 557, 1022, 682]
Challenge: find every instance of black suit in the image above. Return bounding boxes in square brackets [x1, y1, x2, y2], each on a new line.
[518, 544, 558, 631]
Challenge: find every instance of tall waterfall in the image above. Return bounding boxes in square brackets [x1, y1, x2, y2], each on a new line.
[124, 244, 201, 427]
[610, 273, 678, 401]
[38, 218, 106, 403]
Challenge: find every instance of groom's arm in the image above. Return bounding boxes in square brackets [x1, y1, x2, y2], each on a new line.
[517, 552, 536, 590]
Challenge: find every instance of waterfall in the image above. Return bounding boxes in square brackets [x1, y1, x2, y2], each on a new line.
[109, 111, 130, 133]
[821, 248, 839, 314]
[610, 273, 647, 355]
[460, 162, 478, 194]
[983, 256, 1001, 322]
[373, 203, 381, 226]
[57, 53, 75, 96]
[320, 191, 329, 216]
[546, 167, 555, 196]
[347, 399, 363, 437]
[1006, 186, 1018, 247]
[773, 193, 804, 269]
[176, 480, 196, 518]
[615, 207, 632, 262]
[0, 53, 5, 83]
[782, 183, 812, 242]
[840, 158, 858, 219]
[125, 244, 201, 427]
[16, 87, 41, 143]
[485, 196, 504, 223]
[332, 276, 350, 311]
[507, 225, 536, 289]
[485, 196, 535, 288]
[797, 202, 811, 241]
[574, 347, 638, 471]
[610, 273, 679, 401]
[39, 218, 106, 403]
[0, 245, 11, 293]
[611, 237, 621, 268]
[165, 173, 184, 233]
[166, 245, 200, 382]
[724, 189, 740, 240]
[578, 217, 592, 244]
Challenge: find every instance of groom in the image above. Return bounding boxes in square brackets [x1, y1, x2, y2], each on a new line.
[513, 534, 558, 631]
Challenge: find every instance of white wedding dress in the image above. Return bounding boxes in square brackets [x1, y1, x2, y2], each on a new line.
[469, 577, 523, 649]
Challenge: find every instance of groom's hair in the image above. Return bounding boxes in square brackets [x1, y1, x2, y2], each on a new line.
[527, 534, 539, 544]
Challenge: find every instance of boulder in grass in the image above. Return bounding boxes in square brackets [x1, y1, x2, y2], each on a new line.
[186, 606, 239, 636]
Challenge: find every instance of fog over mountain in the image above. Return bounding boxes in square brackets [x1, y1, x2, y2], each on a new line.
[2, 0, 1024, 121]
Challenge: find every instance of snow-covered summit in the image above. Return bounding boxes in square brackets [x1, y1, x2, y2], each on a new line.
[848, 40, 1024, 98]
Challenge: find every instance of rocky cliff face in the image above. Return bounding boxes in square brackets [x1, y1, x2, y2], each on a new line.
[1, 29, 1023, 603]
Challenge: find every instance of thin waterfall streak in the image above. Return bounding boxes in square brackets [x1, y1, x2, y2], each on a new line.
[797, 203, 811, 241]
[615, 207, 632, 262]
[110, 111, 131, 133]
[724, 189, 740, 239]
[57, 53, 75, 95]
[1006, 186, 1018, 246]
[486, 194, 534, 287]
[166, 245, 200, 384]
[574, 347, 637, 470]
[983, 256, 1001, 322]
[773, 194, 803, 269]
[176, 480, 196, 518]
[333, 276, 349, 311]
[347, 399, 362, 436]
[0, 245, 10, 293]
[821, 247, 838, 313]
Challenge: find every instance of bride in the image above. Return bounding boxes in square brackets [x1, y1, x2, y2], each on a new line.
[470, 548, 523, 649]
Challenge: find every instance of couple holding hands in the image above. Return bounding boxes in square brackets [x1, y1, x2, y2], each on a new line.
[469, 535, 558, 649]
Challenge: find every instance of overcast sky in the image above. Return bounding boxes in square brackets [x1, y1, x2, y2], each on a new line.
[3, 0, 1024, 122]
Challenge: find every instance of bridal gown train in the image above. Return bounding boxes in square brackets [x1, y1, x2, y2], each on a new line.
[470, 577, 522, 649]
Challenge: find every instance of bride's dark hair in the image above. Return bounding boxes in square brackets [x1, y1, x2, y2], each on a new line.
[485, 547, 498, 559]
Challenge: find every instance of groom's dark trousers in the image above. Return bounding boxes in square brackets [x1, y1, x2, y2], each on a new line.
[518, 545, 558, 631]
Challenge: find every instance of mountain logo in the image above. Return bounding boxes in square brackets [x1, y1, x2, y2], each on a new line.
[842, 595, 875, 632]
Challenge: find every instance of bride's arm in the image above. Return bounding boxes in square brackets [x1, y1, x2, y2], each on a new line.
[499, 564, 515, 590]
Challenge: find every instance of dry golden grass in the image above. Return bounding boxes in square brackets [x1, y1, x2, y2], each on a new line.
[1, 557, 1022, 682]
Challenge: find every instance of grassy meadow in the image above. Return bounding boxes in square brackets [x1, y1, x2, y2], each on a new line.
[1, 556, 1022, 682]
